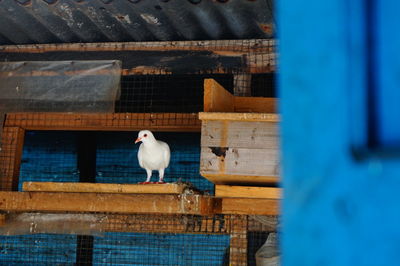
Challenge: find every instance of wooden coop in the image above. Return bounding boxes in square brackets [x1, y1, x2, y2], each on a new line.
[0, 1, 278, 265]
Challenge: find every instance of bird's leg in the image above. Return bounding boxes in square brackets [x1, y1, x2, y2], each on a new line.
[157, 168, 165, 184]
[145, 169, 152, 183]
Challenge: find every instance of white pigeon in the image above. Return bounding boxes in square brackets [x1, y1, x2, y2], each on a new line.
[135, 130, 170, 183]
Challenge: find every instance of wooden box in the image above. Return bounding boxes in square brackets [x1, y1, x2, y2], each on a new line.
[199, 79, 279, 186]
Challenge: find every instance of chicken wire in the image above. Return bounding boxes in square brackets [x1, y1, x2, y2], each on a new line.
[0, 213, 278, 265]
[0, 39, 278, 265]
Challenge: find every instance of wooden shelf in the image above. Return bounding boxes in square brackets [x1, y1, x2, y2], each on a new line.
[5, 112, 201, 132]
[23, 182, 187, 194]
[215, 185, 281, 199]
[219, 198, 279, 216]
[0, 191, 216, 215]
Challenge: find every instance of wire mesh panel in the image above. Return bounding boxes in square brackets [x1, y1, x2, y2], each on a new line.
[0, 213, 278, 265]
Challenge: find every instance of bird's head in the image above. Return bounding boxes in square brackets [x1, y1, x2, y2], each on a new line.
[135, 130, 156, 144]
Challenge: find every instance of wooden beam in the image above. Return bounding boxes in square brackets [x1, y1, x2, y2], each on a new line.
[23, 182, 187, 194]
[5, 112, 201, 132]
[201, 174, 279, 186]
[203, 79, 234, 112]
[234, 97, 277, 113]
[0, 192, 216, 215]
[0, 214, 5, 227]
[0, 127, 25, 191]
[219, 198, 279, 216]
[215, 185, 281, 199]
[229, 215, 248, 265]
[199, 112, 279, 122]
[0, 39, 275, 54]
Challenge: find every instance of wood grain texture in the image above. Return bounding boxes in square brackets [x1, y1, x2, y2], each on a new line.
[5, 112, 201, 132]
[201, 174, 278, 186]
[0, 192, 215, 215]
[215, 185, 281, 199]
[0, 127, 25, 191]
[221, 198, 279, 215]
[22, 182, 186, 194]
[199, 112, 280, 122]
[203, 79, 234, 112]
[234, 97, 277, 113]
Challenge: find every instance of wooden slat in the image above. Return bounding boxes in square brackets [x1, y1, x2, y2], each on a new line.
[203, 79, 234, 112]
[199, 112, 280, 122]
[201, 120, 278, 149]
[220, 198, 279, 215]
[23, 182, 187, 194]
[0, 39, 275, 54]
[0, 214, 5, 227]
[215, 185, 281, 199]
[234, 97, 277, 113]
[201, 174, 278, 186]
[5, 112, 201, 132]
[0, 192, 216, 215]
[0, 127, 25, 191]
[229, 215, 248, 265]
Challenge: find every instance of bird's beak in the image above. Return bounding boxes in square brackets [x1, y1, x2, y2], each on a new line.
[135, 137, 141, 144]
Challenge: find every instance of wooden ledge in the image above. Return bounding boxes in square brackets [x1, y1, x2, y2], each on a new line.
[23, 182, 186, 194]
[215, 185, 281, 199]
[199, 112, 279, 122]
[0, 192, 216, 215]
[219, 198, 279, 216]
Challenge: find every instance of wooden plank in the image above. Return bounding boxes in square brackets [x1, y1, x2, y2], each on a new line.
[0, 214, 5, 226]
[23, 182, 187, 194]
[5, 112, 201, 132]
[229, 215, 248, 265]
[200, 147, 280, 181]
[0, 127, 25, 191]
[234, 97, 277, 113]
[220, 198, 279, 215]
[199, 112, 280, 122]
[201, 174, 278, 186]
[0, 192, 215, 215]
[0, 39, 275, 54]
[203, 79, 234, 112]
[215, 185, 281, 199]
[201, 120, 278, 149]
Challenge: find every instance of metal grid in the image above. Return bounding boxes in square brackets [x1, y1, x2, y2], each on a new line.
[0, 213, 277, 265]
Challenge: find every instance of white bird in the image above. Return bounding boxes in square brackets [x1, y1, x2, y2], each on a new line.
[135, 130, 170, 183]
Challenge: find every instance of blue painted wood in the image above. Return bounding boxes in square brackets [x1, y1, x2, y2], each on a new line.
[278, 0, 400, 265]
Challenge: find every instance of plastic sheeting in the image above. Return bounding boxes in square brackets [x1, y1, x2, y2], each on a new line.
[0, 60, 121, 113]
[0, 213, 107, 236]
[0, 60, 121, 147]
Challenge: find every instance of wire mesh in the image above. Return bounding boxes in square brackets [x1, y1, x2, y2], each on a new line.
[0, 213, 277, 265]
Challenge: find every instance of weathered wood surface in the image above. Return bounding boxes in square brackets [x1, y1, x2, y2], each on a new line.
[0, 192, 216, 215]
[0, 40, 276, 75]
[23, 182, 187, 194]
[5, 112, 201, 132]
[215, 185, 281, 199]
[204, 79, 234, 112]
[234, 96, 277, 113]
[199, 112, 279, 122]
[203, 79, 278, 113]
[200, 118, 279, 185]
[220, 198, 279, 216]
[229, 215, 248, 265]
[0, 127, 25, 191]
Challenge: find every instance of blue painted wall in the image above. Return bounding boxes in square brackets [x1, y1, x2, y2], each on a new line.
[19, 131, 214, 193]
[278, 0, 400, 265]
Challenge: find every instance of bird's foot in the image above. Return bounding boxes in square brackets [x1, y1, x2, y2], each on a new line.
[155, 180, 166, 184]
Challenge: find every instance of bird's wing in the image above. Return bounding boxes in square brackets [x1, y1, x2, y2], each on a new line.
[160, 141, 171, 168]
[138, 143, 144, 168]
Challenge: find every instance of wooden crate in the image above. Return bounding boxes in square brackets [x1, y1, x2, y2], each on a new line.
[200, 79, 280, 186]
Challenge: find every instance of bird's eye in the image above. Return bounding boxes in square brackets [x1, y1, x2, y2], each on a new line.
[144, 134, 147, 137]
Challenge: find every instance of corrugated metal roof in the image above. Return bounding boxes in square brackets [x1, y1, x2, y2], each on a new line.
[0, 0, 274, 45]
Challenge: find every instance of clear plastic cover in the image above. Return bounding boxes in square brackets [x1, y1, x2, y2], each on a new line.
[0, 60, 121, 113]
[0, 213, 107, 236]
